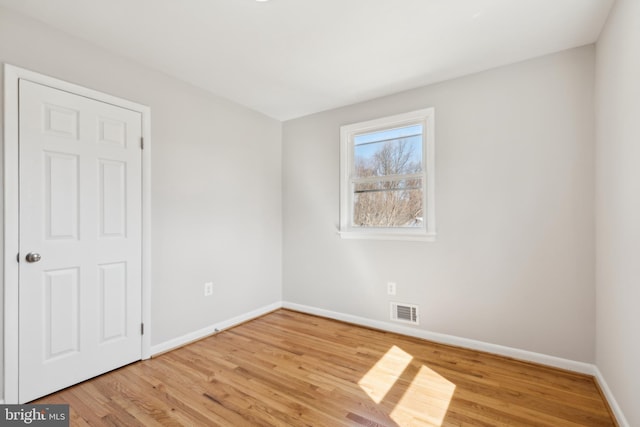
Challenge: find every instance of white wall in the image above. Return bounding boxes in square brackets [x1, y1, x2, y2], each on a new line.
[595, 0, 640, 425]
[283, 46, 596, 363]
[0, 6, 282, 399]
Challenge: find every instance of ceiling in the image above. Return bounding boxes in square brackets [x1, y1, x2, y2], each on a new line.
[0, 0, 614, 121]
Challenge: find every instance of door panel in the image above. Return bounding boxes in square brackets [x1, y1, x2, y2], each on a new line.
[99, 262, 128, 342]
[44, 152, 80, 239]
[99, 160, 127, 237]
[44, 268, 80, 359]
[18, 79, 143, 402]
[43, 103, 79, 139]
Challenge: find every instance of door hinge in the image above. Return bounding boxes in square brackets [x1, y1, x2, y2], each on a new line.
[16, 252, 20, 263]
[140, 137, 144, 150]
[141, 323, 145, 335]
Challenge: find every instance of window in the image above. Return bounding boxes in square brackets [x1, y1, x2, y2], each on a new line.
[339, 108, 435, 241]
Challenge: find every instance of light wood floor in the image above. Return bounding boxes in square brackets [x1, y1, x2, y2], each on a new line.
[36, 309, 616, 426]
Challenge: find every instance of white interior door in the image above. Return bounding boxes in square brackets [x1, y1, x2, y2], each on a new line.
[18, 79, 143, 402]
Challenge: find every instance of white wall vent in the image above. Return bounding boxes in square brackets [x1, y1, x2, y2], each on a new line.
[390, 302, 419, 325]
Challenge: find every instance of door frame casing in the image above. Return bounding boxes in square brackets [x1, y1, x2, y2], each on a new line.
[3, 64, 152, 404]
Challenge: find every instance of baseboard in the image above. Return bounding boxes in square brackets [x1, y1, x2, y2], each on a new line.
[593, 366, 630, 427]
[282, 301, 595, 375]
[150, 301, 282, 356]
[150, 301, 595, 373]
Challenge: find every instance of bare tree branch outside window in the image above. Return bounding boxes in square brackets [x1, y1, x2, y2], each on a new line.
[353, 137, 423, 228]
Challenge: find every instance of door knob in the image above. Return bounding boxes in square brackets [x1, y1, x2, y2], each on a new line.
[25, 252, 41, 263]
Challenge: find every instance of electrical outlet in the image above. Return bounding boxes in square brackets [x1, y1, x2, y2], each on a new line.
[204, 282, 213, 296]
[387, 282, 397, 296]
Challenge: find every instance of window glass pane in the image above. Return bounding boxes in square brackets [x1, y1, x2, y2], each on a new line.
[353, 179, 423, 228]
[354, 125, 423, 178]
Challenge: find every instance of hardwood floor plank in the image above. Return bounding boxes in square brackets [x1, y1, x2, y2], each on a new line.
[34, 309, 616, 426]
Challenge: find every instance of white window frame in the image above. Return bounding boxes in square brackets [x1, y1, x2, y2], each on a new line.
[339, 108, 435, 242]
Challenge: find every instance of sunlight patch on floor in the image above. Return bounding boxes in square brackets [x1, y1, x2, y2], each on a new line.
[357, 345, 413, 404]
[390, 365, 456, 426]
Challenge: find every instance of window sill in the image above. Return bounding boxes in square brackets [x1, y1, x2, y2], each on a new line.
[337, 230, 436, 242]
